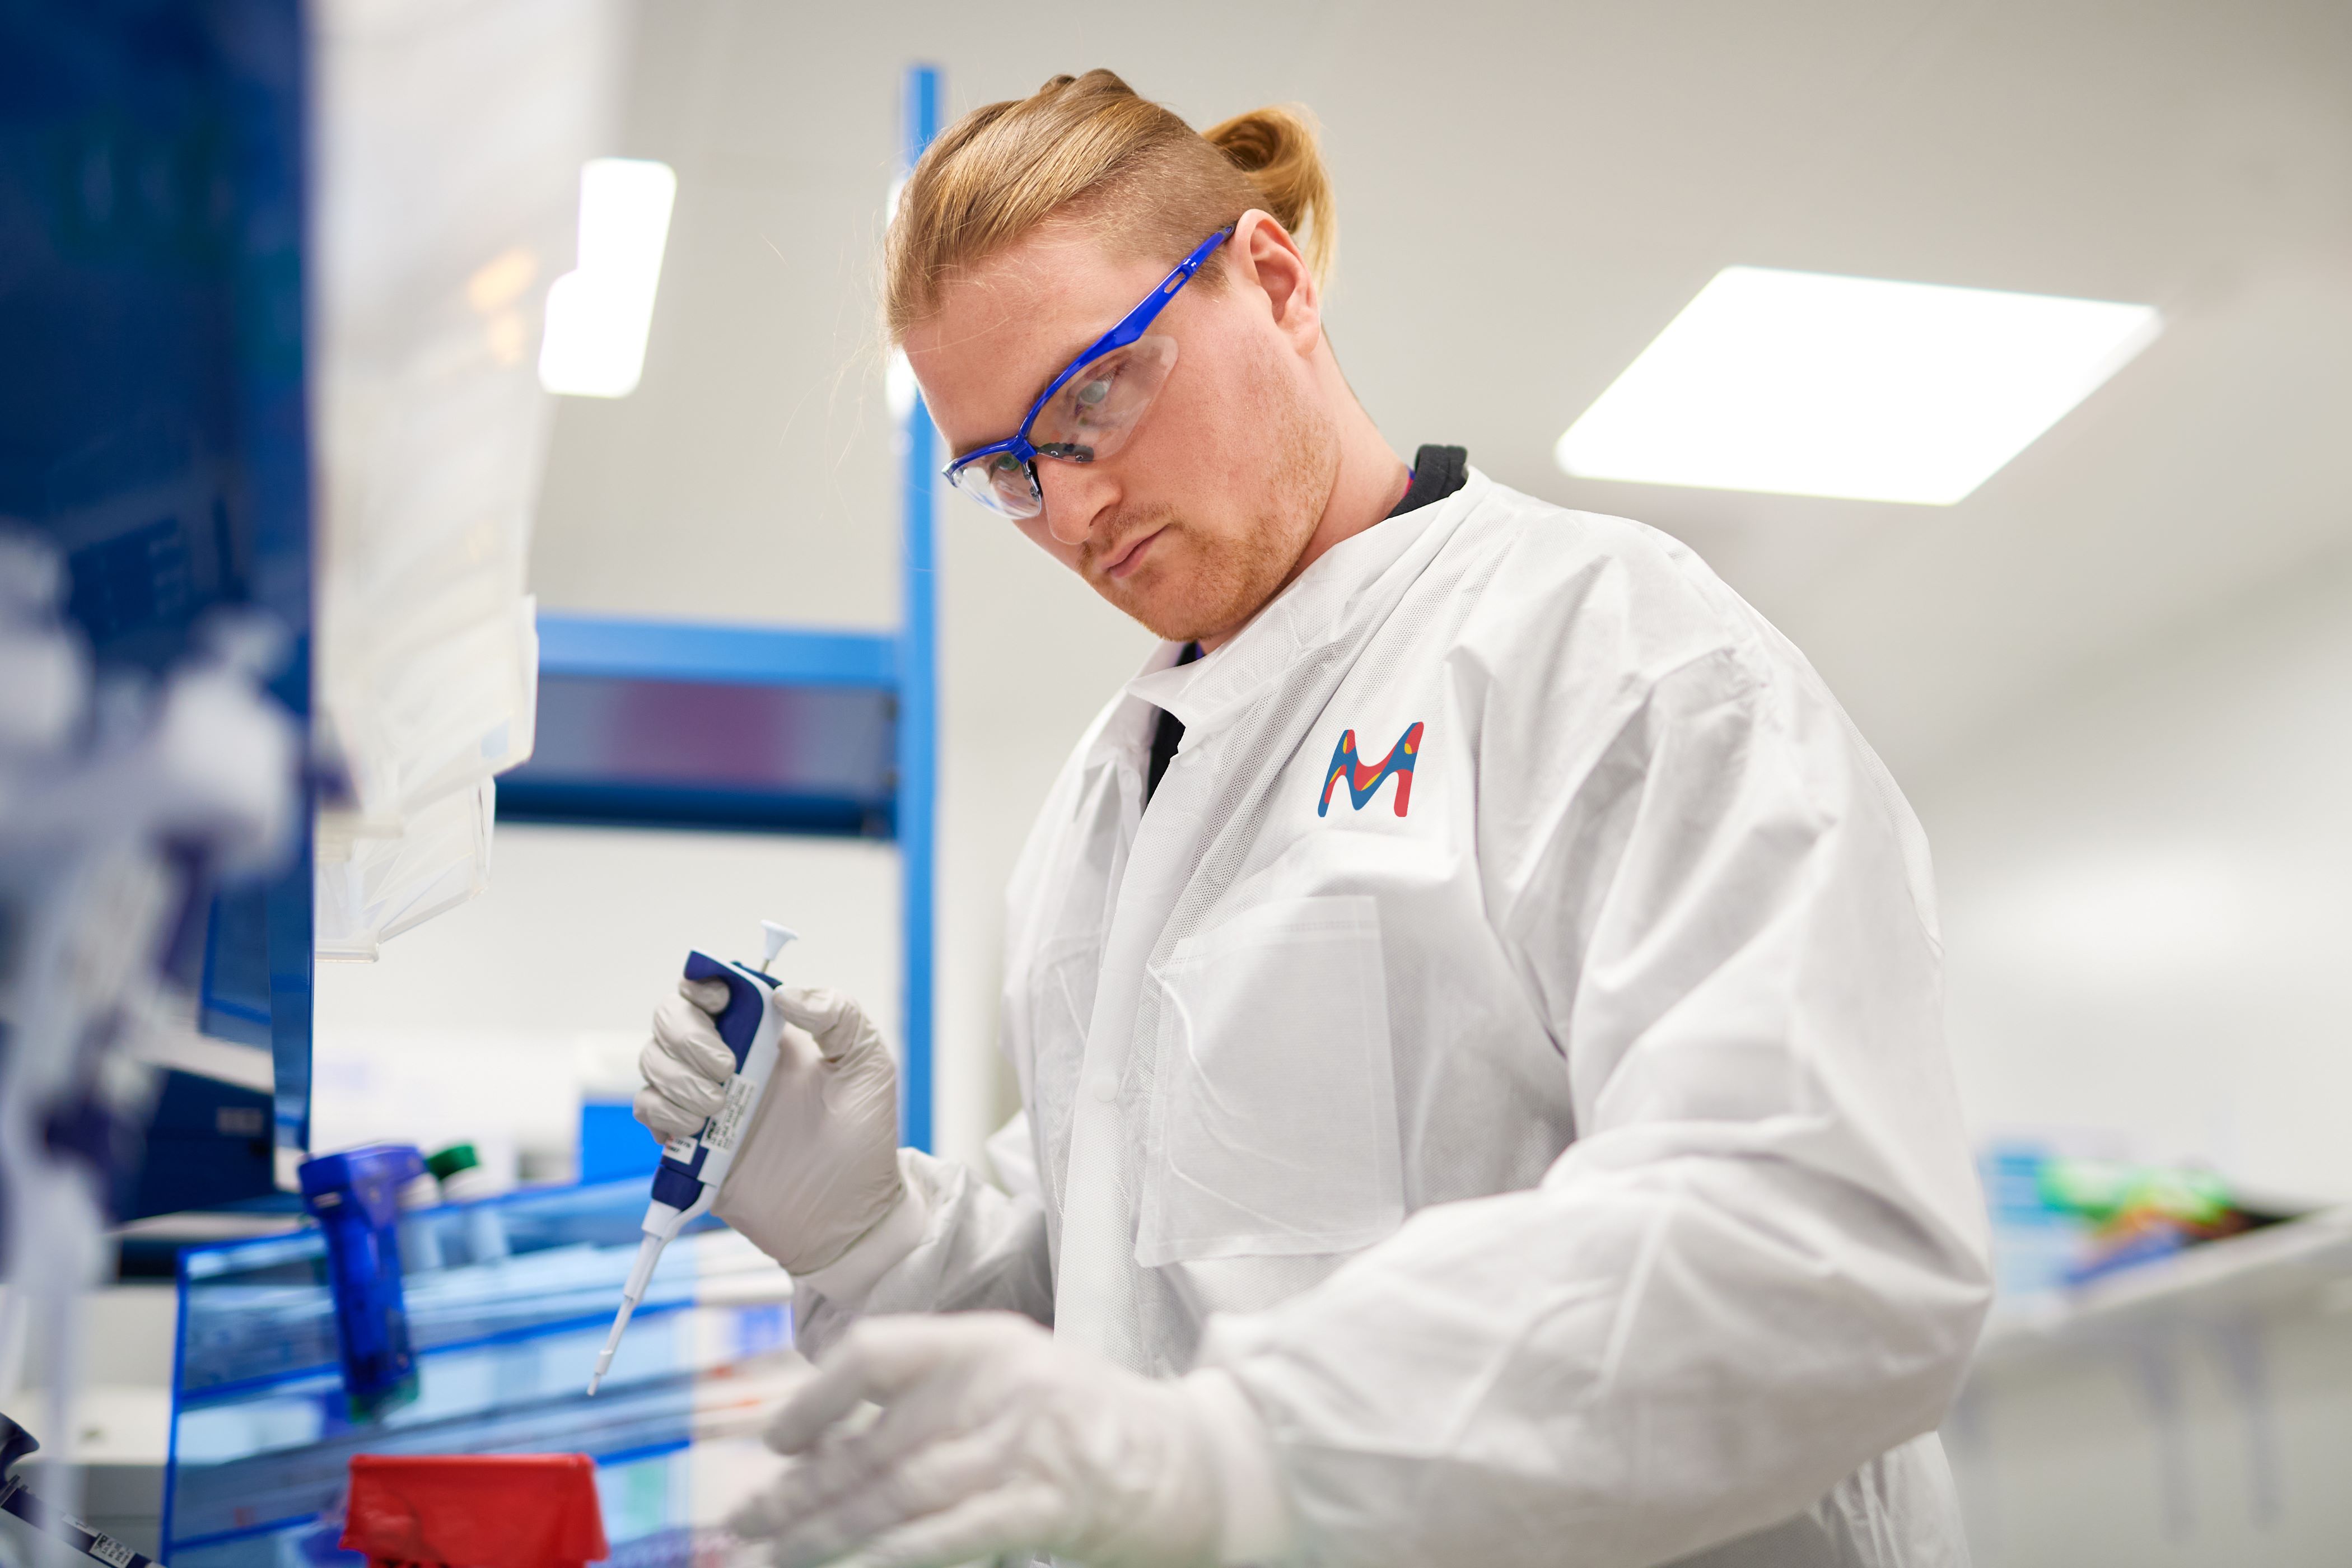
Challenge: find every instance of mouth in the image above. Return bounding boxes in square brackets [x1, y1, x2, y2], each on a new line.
[1098, 525, 1165, 581]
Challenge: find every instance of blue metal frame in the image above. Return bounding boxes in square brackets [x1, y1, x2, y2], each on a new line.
[537, 614, 897, 689]
[896, 63, 942, 1152]
[942, 226, 1232, 517]
[498, 781, 890, 838]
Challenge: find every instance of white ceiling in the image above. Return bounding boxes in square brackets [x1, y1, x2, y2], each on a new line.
[530, 0, 2352, 789]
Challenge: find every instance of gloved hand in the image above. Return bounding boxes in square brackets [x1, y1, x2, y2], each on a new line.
[634, 979, 904, 1276]
[727, 1313, 1282, 1568]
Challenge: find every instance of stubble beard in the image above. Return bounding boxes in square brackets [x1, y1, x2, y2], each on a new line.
[1099, 374, 1340, 645]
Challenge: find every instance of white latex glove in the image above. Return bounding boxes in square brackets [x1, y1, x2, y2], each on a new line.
[634, 980, 906, 1276]
[726, 1313, 1289, 1568]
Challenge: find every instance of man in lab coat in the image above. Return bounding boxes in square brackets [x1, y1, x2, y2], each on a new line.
[634, 70, 1992, 1568]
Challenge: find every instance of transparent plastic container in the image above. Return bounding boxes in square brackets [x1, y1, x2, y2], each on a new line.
[165, 1178, 794, 1565]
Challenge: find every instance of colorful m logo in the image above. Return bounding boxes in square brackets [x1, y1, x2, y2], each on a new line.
[1319, 721, 1425, 818]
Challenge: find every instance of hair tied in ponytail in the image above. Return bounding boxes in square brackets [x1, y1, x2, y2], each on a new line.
[1203, 105, 1334, 286]
[884, 70, 1340, 339]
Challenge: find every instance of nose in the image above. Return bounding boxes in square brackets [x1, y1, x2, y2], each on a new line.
[1035, 459, 1116, 549]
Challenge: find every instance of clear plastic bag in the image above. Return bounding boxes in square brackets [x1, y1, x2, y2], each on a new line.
[309, 0, 620, 956]
[315, 777, 496, 962]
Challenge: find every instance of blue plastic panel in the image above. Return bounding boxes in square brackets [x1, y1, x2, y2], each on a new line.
[578, 1101, 665, 1185]
[166, 1178, 795, 1562]
[125, 1070, 276, 1220]
[0, 0, 314, 1175]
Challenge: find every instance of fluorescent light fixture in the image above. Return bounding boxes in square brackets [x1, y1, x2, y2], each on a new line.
[539, 158, 678, 398]
[1555, 267, 2160, 505]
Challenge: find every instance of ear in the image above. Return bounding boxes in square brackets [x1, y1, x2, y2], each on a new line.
[1225, 208, 1321, 356]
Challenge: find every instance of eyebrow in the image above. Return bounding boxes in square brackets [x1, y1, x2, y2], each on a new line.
[944, 228, 1231, 465]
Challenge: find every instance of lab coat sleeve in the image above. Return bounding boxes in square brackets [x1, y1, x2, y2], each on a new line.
[792, 1123, 1056, 1358]
[1196, 533, 1994, 1568]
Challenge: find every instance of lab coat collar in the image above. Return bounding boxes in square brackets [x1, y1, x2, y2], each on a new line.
[1126, 468, 1488, 736]
[1077, 636, 1194, 778]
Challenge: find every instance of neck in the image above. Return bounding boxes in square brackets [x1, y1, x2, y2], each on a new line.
[1197, 347, 1407, 654]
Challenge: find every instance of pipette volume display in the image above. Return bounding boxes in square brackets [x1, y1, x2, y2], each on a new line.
[589, 927, 794, 1394]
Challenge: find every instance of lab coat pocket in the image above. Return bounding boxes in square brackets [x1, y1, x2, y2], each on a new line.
[1136, 895, 1403, 1267]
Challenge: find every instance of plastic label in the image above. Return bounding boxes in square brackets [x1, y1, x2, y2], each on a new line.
[75, 1524, 138, 1568]
[702, 1072, 759, 1155]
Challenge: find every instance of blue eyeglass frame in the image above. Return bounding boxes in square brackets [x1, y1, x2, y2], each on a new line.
[940, 226, 1235, 508]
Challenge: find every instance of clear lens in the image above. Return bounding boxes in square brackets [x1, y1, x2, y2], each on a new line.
[1029, 336, 1178, 465]
[948, 449, 1042, 518]
[941, 335, 1179, 521]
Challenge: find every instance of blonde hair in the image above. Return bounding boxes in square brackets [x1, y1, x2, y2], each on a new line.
[884, 69, 1333, 342]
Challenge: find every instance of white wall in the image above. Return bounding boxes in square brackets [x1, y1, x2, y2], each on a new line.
[1915, 542, 2352, 1203]
[311, 825, 899, 1178]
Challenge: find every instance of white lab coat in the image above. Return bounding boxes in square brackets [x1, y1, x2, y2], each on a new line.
[797, 471, 1993, 1567]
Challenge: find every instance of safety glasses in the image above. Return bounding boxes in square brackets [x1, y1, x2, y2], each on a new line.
[940, 227, 1233, 520]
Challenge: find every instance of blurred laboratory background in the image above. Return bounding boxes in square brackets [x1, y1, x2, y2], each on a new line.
[3, 0, 2349, 1562]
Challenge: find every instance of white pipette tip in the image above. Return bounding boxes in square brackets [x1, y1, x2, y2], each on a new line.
[587, 1318, 624, 1395]
[760, 921, 798, 974]
[589, 1233, 668, 1396]
[587, 1290, 636, 1396]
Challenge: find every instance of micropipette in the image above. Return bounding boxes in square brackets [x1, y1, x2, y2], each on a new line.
[589, 920, 796, 1394]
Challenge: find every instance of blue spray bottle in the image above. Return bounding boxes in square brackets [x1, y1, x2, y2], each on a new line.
[297, 1143, 428, 1418]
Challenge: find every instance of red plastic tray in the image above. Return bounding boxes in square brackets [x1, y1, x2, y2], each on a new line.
[342, 1454, 609, 1568]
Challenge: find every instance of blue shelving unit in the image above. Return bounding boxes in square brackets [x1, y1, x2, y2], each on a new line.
[502, 64, 946, 1150]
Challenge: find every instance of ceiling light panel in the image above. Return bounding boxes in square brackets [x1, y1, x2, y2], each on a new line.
[539, 158, 678, 399]
[1555, 267, 2161, 506]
